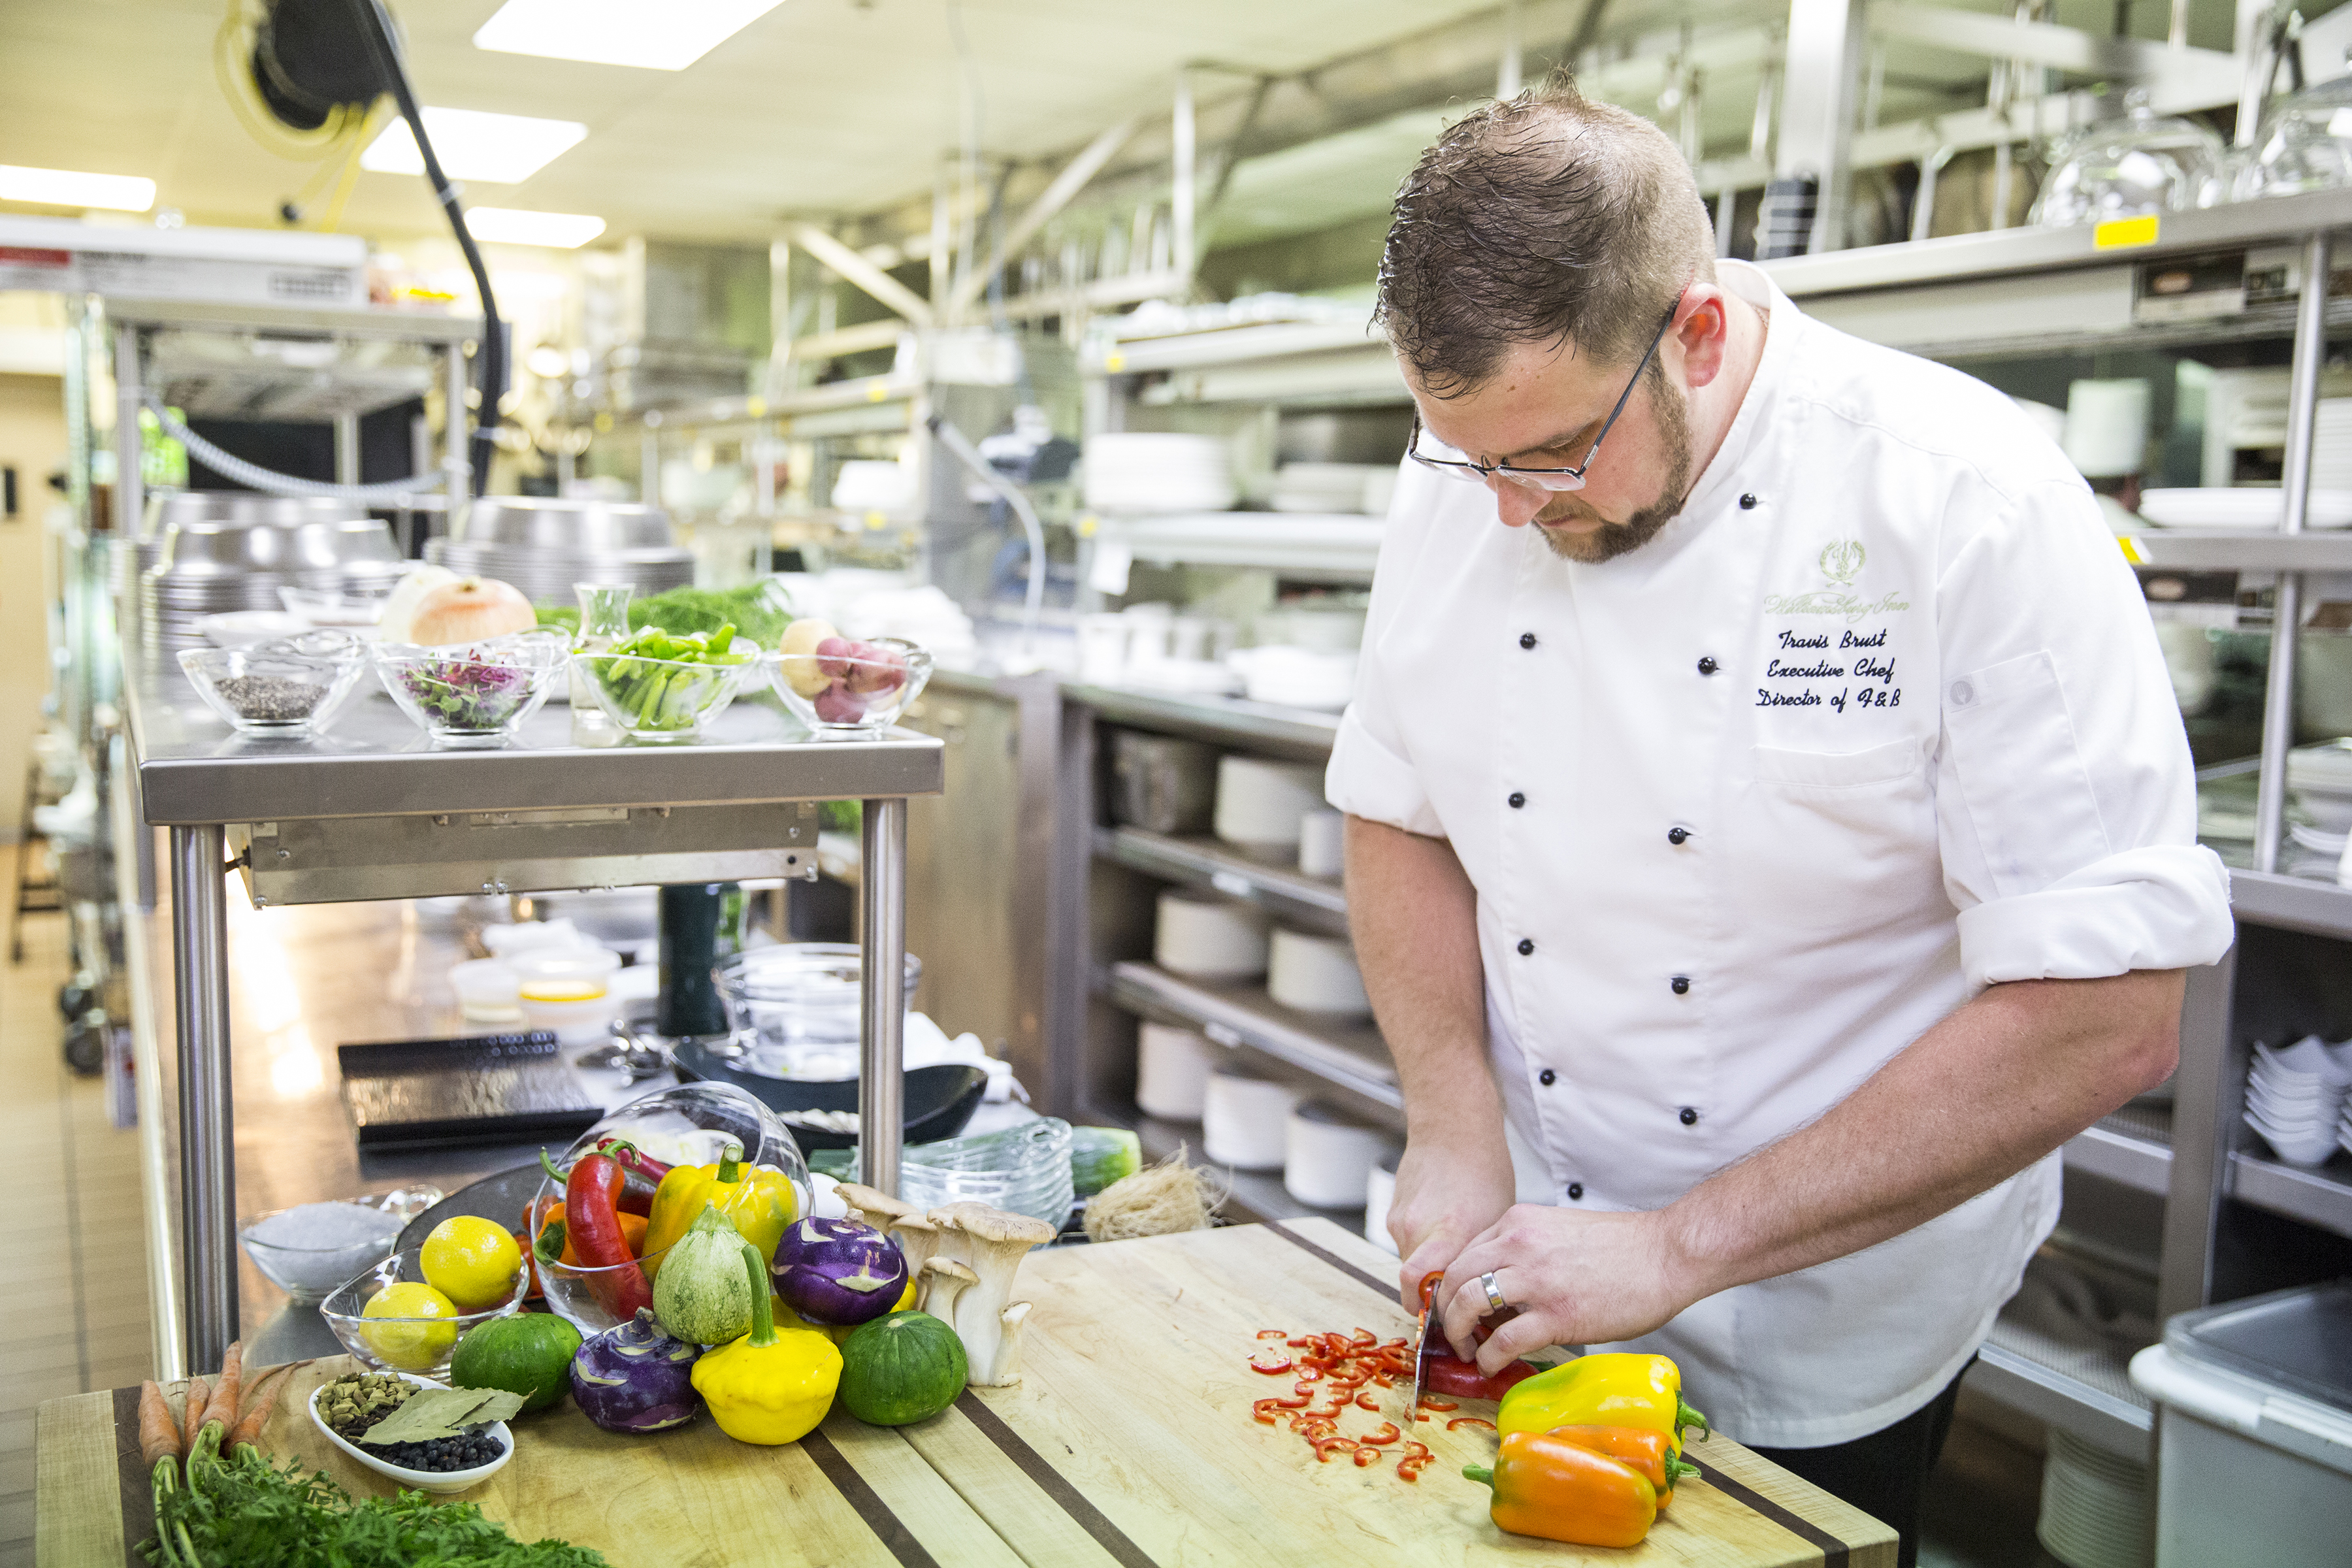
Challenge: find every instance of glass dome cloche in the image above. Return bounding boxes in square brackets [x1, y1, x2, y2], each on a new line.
[2234, 65, 2352, 201]
[2031, 90, 2226, 229]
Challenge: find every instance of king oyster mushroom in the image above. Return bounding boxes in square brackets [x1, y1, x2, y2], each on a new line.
[927, 1201, 1056, 1386]
[889, 1216, 943, 1306]
[831, 1182, 915, 1233]
[919, 1256, 979, 1329]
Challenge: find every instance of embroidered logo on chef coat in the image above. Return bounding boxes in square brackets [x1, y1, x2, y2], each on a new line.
[1819, 539, 1864, 585]
[1758, 541, 1910, 713]
[1763, 538, 1911, 624]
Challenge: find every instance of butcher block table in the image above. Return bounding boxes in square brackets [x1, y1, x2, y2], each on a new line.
[37, 1218, 1893, 1567]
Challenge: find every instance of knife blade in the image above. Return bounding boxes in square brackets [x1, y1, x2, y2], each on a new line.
[1400, 1271, 1443, 1426]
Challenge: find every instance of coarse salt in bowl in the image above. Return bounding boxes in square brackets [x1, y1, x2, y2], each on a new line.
[238, 1191, 440, 1304]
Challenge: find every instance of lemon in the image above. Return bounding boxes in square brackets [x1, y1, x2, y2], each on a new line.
[421, 1217, 523, 1311]
[360, 1282, 460, 1369]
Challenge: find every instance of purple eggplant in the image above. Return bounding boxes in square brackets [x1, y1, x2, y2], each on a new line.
[570, 1308, 704, 1433]
[772, 1215, 909, 1326]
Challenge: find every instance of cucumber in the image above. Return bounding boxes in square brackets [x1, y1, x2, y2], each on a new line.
[1070, 1127, 1142, 1196]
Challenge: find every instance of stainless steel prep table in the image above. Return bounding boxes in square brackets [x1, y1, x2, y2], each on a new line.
[122, 643, 943, 1374]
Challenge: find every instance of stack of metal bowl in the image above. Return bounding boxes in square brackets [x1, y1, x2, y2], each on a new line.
[426, 497, 693, 608]
[138, 493, 402, 651]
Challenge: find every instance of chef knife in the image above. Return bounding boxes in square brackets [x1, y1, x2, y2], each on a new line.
[1400, 1271, 1442, 1426]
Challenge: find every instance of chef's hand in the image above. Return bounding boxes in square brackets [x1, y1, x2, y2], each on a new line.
[1437, 1204, 1698, 1373]
[1388, 1134, 1515, 1313]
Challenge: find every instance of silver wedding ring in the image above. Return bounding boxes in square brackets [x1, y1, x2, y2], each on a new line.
[1480, 1269, 1508, 1313]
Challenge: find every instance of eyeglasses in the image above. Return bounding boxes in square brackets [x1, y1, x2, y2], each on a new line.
[1406, 295, 1683, 493]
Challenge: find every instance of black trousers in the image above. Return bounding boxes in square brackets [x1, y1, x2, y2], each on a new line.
[1748, 1356, 1973, 1568]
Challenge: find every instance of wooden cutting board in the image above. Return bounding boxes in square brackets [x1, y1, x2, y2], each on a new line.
[910, 1218, 1897, 1568]
[38, 1219, 1893, 1567]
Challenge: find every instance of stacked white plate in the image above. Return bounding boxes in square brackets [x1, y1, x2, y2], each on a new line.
[2317, 399, 2352, 489]
[2291, 740, 2352, 831]
[2243, 1035, 2352, 1166]
[2136, 488, 2352, 529]
[1081, 433, 1237, 514]
[1270, 463, 1390, 515]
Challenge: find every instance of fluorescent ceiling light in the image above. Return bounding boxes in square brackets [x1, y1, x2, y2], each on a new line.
[464, 207, 607, 248]
[363, 108, 587, 184]
[473, 0, 787, 70]
[0, 164, 154, 212]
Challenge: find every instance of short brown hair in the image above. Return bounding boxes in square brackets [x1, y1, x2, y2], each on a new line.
[1377, 71, 1717, 398]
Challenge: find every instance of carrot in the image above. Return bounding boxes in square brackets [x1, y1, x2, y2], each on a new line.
[180, 1379, 207, 1456]
[229, 1373, 287, 1456]
[236, 1360, 307, 1428]
[139, 1381, 180, 1468]
[201, 1342, 242, 1434]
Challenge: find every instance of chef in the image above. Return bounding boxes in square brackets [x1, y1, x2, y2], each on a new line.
[1329, 74, 2233, 1563]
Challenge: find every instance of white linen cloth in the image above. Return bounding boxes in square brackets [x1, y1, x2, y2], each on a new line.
[1326, 260, 2232, 1447]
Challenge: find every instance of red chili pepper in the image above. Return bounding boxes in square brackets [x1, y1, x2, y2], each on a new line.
[1252, 1398, 1288, 1424]
[1273, 1390, 1311, 1409]
[593, 1137, 671, 1216]
[1448, 1416, 1498, 1433]
[1248, 1352, 1294, 1375]
[1353, 1445, 1382, 1467]
[1417, 1396, 1460, 1413]
[1397, 1454, 1432, 1482]
[1256, 1329, 1288, 1339]
[1359, 1422, 1401, 1446]
[1354, 1392, 1382, 1413]
[547, 1148, 651, 1318]
[1350, 1328, 1377, 1346]
[1418, 1272, 1443, 1312]
[1401, 1441, 1431, 1460]
[1294, 1364, 1326, 1381]
[1311, 1435, 1358, 1462]
[1422, 1351, 1537, 1403]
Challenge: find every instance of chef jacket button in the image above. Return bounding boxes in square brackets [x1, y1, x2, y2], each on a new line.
[1667, 826, 1690, 845]
[1678, 1107, 1699, 1126]
[1951, 679, 1976, 706]
[1697, 655, 1719, 676]
[1509, 791, 1526, 809]
[1566, 1182, 1584, 1200]
[1539, 1068, 1556, 1086]
[1520, 631, 1538, 650]
[1739, 493, 1758, 510]
[1670, 975, 1691, 994]
[1517, 938, 1535, 956]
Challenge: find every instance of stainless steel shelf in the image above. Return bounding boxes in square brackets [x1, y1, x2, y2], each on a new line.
[1090, 512, 1382, 576]
[1087, 319, 1384, 376]
[1081, 1100, 1368, 1235]
[1095, 826, 1346, 928]
[1065, 683, 1340, 760]
[2227, 868, 2352, 939]
[2065, 1108, 2174, 1196]
[1970, 1311, 2153, 1463]
[2125, 531, 2352, 572]
[1105, 960, 1399, 1109]
[2228, 1149, 2352, 1239]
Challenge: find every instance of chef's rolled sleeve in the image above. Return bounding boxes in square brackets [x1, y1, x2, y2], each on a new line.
[1934, 479, 2235, 986]
[1326, 463, 1448, 838]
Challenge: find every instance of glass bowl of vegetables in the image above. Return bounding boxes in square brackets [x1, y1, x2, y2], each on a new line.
[575, 627, 760, 742]
[178, 634, 370, 738]
[534, 1240, 678, 1339]
[769, 635, 932, 736]
[318, 1247, 528, 1377]
[372, 630, 569, 747]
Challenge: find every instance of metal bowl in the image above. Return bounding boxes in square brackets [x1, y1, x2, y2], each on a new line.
[289, 517, 400, 570]
[154, 519, 305, 574]
[144, 490, 366, 536]
[453, 496, 674, 550]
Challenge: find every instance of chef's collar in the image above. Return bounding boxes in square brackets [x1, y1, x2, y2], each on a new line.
[1676, 259, 1801, 523]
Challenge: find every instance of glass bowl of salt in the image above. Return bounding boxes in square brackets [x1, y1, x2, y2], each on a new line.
[238, 1189, 442, 1305]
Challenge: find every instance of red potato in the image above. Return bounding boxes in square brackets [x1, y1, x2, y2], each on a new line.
[815, 636, 855, 679]
[843, 645, 907, 695]
[814, 683, 868, 724]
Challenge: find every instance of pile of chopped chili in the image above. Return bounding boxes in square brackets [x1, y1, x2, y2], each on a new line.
[1245, 1328, 1451, 1482]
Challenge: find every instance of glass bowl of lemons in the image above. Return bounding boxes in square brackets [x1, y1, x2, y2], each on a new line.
[319, 1218, 528, 1377]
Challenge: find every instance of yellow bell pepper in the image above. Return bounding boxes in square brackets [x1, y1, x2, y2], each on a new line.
[692, 1241, 842, 1445]
[642, 1139, 797, 1281]
[1497, 1354, 1710, 1446]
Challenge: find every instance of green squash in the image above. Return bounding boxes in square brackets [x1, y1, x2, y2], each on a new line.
[652, 1205, 755, 1345]
[838, 1310, 966, 1427]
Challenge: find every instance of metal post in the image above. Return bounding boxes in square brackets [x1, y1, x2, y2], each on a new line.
[334, 413, 360, 485]
[1497, 0, 1524, 99]
[113, 322, 143, 535]
[1776, 0, 1865, 255]
[1171, 69, 1196, 289]
[2253, 229, 2332, 874]
[171, 823, 236, 1371]
[443, 341, 470, 500]
[858, 796, 909, 1197]
[2159, 951, 2240, 1320]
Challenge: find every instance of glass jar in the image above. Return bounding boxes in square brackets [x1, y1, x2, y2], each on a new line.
[2236, 72, 2352, 200]
[567, 581, 633, 741]
[2032, 90, 2225, 229]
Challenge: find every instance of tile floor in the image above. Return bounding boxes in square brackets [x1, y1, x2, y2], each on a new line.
[3, 911, 154, 1568]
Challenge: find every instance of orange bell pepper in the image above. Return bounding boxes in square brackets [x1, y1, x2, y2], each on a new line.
[1464, 1430, 1658, 1548]
[1545, 1425, 1701, 1509]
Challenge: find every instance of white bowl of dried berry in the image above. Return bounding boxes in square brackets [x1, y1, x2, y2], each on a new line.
[308, 1369, 514, 1494]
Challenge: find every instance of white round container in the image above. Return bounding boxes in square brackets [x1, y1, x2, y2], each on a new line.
[1154, 890, 1269, 979]
[1203, 1068, 1302, 1171]
[1364, 1147, 1401, 1256]
[1215, 756, 1327, 849]
[1282, 1101, 1387, 1208]
[1298, 809, 1345, 879]
[512, 947, 623, 1045]
[2063, 378, 2152, 478]
[450, 958, 522, 1024]
[1269, 928, 1371, 1017]
[1136, 1021, 1218, 1120]
[1076, 613, 1130, 685]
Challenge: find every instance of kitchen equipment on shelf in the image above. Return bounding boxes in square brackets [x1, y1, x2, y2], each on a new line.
[859, 1117, 1076, 1227]
[711, 943, 922, 1079]
[197, 610, 308, 647]
[1075, 613, 1132, 684]
[1268, 927, 1372, 1017]
[1282, 1100, 1387, 1209]
[2034, 1429, 2153, 1568]
[2289, 739, 2352, 829]
[669, 1053, 988, 1152]
[1081, 433, 1238, 514]
[2297, 638, 2352, 742]
[1230, 645, 1357, 710]
[1254, 598, 1368, 653]
[2242, 1034, 2352, 1166]
[1214, 755, 1327, 851]
[428, 496, 692, 606]
[1297, 809, 1346, 878]
[1136, 1021, 1218, 1120]
[177, 636, 370, 737]
[511, 947, 624, 1045]
[655, 882, 746, 1038]
[142, 510, 402, 651]
[1364, 1146, 1402, 1256]
[449, 958, 523, 1024]
[2031, 91, 2224, 229]
[2136, 488, 2352, 529]
[1203, 1066, 1303, 1171]
[2061, 379, 2153, 479]
[1153, 889, 1269, 979]
[1109, 729, 1221, 835]
[370, 630, 570, 747]
[1270, 461, 1391, 515]
[2234, 73, 2352, 201]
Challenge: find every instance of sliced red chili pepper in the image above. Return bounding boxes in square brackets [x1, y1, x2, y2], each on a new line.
[1358, 1422, 1401, 1446]
[1256, 1329, 1288, 1339]
[1350, 1328, 1377, 1346]
[1414, 1413, 1431, 1422]
[1293, 1364, 1326, 1382]
[1353, 1445, 1382, 1467]
[1446, 1416, 1497, 1432]
[1273, 1391, 1311, 1408]
[1401, 1441, 1430, 1460]
[1418, 1272, 1443, 1311]
[1396, 1455, 1432, 1482]
[1248, 1352, 1294, 1375]
[1416, 1396, 1460, 1411]
[1252, 1398, 1287, 1424]
[1311, 1435, 1358, 1462]
[1354, 1392, 1382, 1413]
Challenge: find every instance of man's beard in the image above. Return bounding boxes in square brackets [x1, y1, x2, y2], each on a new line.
[1533, 365, 1693, 564]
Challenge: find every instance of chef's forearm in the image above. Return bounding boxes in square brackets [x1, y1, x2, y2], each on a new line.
[1658, 968, 2184, 1302]
[1343, 815, 1502, 1139]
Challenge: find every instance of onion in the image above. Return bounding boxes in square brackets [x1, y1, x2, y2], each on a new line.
[375, 564, 459, 644]
[772, 1216, 909, 1326]
[569, 1308, 703, 1433]
[403, 576, 536, 647]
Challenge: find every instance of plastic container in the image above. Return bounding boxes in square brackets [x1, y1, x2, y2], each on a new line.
[2130, 1283, 2352, 1567]
[1153, 889, 1269, 979]
[1282, 1101, 1386, 1209]
[712, 943, 921, 1079]
[1203, 1068, 1302, 1171]
[1268, 927, 1371, 1017]
[1136, 1021, 1217, 1120]
[1109, 729, 1220, 835]
[449, 958, 522, 1024]
[511, 947, 623, 1045]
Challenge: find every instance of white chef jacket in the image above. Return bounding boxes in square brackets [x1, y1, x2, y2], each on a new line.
[1326, 259, 2233, 1448]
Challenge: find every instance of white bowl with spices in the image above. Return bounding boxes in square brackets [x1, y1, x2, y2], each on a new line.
[308, 1371, 514, 1495]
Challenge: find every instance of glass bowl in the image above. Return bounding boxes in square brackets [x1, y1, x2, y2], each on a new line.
[237, 1188, 442, 1304]
[573, 636, 760, 742]
[549, 1081, 808, 1218]
[535, 1240, 676, 1339]
[279, 583, 393, 629]
[2237, 74, 2352, 200]
[853, 1117, 1075, 1228]
[318, 1247, 528, 1376]
[2032, 91, 2224, 228]
[178, 638, 369, 737]
[768, 636, 933, 736]
[713, 943, 922, 1080]
[372, 630, 568, 747]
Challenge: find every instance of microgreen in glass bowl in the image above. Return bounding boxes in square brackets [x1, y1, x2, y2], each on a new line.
[371, 629, 569, 747]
